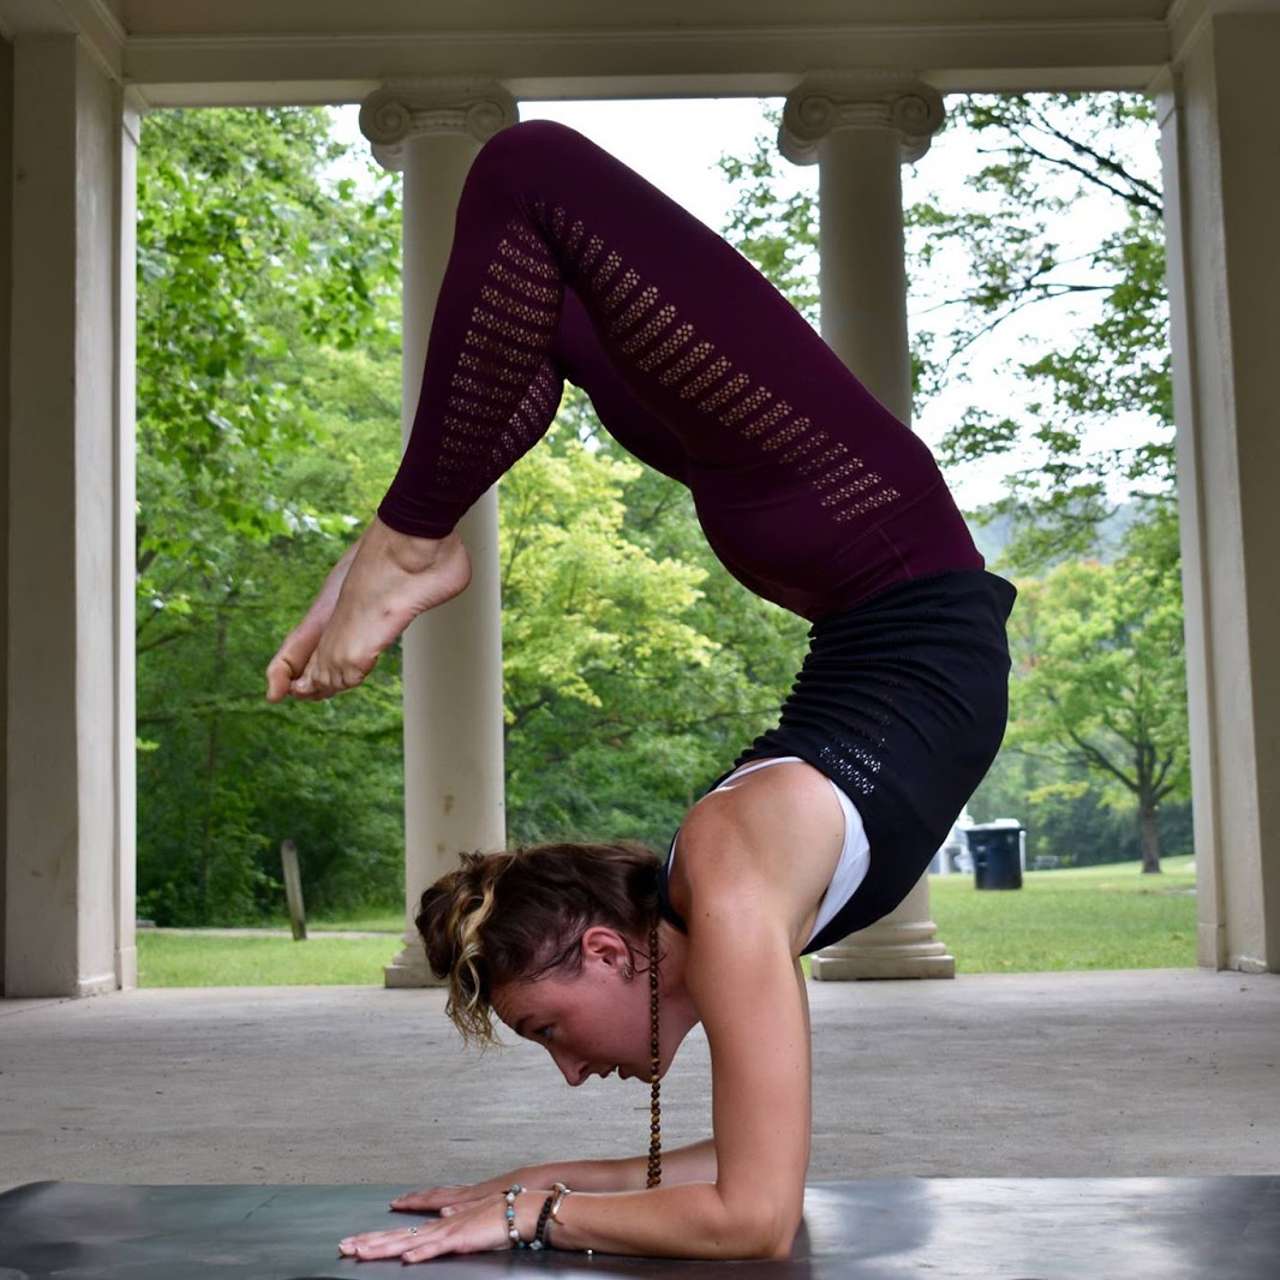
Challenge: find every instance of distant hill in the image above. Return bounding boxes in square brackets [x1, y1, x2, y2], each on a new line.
[968, 500, 1143, 570]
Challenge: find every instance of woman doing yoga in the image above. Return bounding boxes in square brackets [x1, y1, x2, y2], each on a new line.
[265, 119, 1016, 1263]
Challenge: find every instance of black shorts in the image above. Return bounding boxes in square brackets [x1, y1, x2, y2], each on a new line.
[704, 568, 1017, 954]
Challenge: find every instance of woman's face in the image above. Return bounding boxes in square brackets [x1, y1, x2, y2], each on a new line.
[490, 924, 689, 1087]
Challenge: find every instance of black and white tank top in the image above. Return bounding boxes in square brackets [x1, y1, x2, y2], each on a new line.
[656, 755, 871, 950]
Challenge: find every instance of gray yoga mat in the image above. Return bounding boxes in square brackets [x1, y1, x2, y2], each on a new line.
[0, 1176, 1276, 1278]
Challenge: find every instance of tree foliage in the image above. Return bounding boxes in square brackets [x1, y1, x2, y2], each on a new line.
[135, 96, 1190, 927]
[721, 95, 1171, 574]
[1004, 504, 1189, 872]
[135, 106, 808, 924]
[136, 106, 409, 922]
[720, 96, 1188, 870]
[136, 106, 401, 632]
[915, 93, 1170, 572]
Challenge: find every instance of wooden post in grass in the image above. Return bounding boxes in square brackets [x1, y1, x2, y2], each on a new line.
[281, 839, 307, 941]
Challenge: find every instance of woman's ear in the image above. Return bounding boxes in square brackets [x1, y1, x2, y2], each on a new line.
[580, 924, 634, 974]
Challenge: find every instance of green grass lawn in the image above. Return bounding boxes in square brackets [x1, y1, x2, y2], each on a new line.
[137, 933, 403, 987]
[136, 854, 1197, 987]
[926, 853, 1197, 974]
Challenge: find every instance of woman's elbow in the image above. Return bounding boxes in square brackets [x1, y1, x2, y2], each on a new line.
[738, 1208, 801, 1260]
[717, 1178, 804, 1258]
[763, 1215, 801, 1260]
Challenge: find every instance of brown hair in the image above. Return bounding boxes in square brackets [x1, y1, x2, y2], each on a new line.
[415, 839, 663, 1051]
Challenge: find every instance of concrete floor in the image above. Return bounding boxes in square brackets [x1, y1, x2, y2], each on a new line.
[2, 968, 1276, 1196]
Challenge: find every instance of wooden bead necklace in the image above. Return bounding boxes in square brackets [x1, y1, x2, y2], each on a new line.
[646, 915, 662, 1188]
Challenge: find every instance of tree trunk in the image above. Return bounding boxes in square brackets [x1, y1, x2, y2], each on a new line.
[1139, 802, 1162, 874]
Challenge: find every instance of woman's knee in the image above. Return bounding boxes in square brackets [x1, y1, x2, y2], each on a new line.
[484, 117, 583, 157]
[471, 118, 592, 193]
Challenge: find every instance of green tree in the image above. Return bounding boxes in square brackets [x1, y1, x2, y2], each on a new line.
[136, 105, 401, 632]
[920, 93, 1170, 572]
[134, 105, 804, 922]
[135, 106, 410, 923]
[135, 343, 411, 924]
[1005, 506, 1189, 872]
[139, 97, 1184, 928]
[720, 94, 1170, 574]
[717, 96, 1188, 875]
[499, 399, 811, 847]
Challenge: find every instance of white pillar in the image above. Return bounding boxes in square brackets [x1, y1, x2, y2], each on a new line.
[781, 74, 955, 980]
[5, 36, 137, 996]
[115, 92, 142, 993]
[1154, 9, 1280, 974]
[358, 84, 518, 987]
[0, 34, 11, 996]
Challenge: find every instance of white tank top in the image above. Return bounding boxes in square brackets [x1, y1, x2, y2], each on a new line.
[667, 756, 872, 950]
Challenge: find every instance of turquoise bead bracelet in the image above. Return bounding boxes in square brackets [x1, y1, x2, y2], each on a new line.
[504, 1181, 593, 1256]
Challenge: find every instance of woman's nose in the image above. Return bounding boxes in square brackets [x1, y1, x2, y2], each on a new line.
[551, 1049, 591, 1087]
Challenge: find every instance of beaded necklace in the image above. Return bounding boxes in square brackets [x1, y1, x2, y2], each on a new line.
[646, 915, 662, 1188]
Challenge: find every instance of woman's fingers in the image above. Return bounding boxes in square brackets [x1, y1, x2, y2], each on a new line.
[388, 1168, 521, 1213]
[389, 1190, 439, 1212]
[338, 1225, 432, 1260]
[390, 1185, 475, 1212]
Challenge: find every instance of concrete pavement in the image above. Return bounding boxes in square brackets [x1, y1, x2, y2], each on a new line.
[1, 968, 1276, 1194]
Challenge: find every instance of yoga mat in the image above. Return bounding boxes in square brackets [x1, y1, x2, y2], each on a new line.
[0, 1177, 1276, 1278]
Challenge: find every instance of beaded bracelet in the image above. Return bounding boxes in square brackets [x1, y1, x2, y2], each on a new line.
[536, 1181, 571, 1250]
[503, 1183, 528, 1249]
[505, 1180, 595, 1256]
[548, 1181, 573, 1228]
[548, 1182, 594, 1257]
[533, 1192, 555, 1249]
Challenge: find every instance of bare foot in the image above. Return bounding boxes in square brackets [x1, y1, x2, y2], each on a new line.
[265, 529, 368, 703]
[276, 517, 471, 701]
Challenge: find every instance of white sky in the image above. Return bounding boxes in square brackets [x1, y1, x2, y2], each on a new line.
[322, 96, 1164, 512]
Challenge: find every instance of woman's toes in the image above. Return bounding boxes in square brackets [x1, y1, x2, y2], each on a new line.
[292, 672, 328, 700]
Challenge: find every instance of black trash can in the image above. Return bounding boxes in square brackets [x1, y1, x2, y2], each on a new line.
[967, 823, 1025, 890]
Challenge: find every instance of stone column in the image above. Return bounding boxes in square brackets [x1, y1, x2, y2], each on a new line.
[114, 89, 144, 992]
[358, 84, 519, 987]
[5, 36, 136, 996]
[780, 74, 954, 980]
[1153, 9, 1280, 974]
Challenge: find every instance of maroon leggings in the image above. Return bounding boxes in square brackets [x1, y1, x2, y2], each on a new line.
[377, 119, 983, 622]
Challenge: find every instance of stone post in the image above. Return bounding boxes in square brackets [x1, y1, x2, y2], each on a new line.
[1152, 10, 1280, 973]
[358, 83, 519, 987]
[5, 37, 137, 996]
[780, 73, 955, 980]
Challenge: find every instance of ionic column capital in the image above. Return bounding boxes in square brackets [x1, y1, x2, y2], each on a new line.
[779, 73, 946, 167]
[358, 81, 519, 172]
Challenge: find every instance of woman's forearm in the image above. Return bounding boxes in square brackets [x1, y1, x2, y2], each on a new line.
[537, 1137, 717, 1193]
[524, 1181, 781, 1261]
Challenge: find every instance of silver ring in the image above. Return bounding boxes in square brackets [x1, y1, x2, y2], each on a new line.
[408, 1226, 419, 1235]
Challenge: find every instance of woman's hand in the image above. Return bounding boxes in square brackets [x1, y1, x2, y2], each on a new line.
[386, 1167, 538, 1217]
[337, 1184, 556, 1264]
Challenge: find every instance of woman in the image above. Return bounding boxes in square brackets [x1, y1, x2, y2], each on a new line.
[265, 118, 1015, 1263]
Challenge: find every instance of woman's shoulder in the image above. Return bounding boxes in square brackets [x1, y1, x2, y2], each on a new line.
[668, 760, 846, 955]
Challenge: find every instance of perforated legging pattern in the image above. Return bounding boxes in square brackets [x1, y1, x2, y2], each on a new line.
[427, 218, 563, 491]
[378, 119, 983, 621]
[535, 198, 898, 525]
